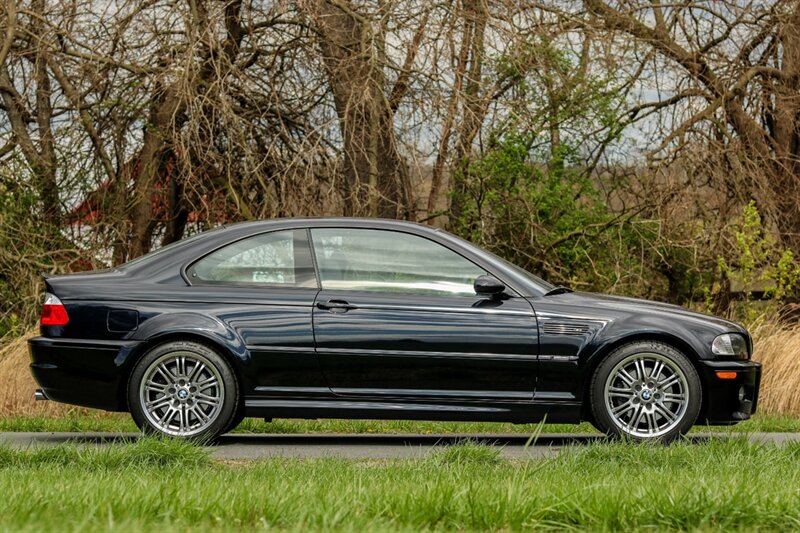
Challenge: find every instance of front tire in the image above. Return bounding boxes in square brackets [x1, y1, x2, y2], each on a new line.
[590, 341, 701, 442]
[128, 340, 238, 441]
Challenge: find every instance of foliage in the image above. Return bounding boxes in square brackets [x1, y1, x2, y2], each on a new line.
[711, 202, 800, 322]
[0, 169, 54, 337]
[0, 159, 93, 338]
[449, 132, 663, 296]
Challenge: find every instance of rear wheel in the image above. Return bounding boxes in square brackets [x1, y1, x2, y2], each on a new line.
[128, 340, 238, 441]
[590, 341, 701, 442]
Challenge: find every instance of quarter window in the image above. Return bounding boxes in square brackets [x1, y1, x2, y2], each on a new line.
[190, 229, 315, 287]
[311, 228, 486, 296]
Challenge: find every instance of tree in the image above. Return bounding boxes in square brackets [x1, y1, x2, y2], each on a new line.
[585, 0, 800, 252]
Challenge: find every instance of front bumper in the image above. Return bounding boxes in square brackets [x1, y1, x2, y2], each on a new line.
[28, 337, 141, 411]
[699, 360, 761, 425]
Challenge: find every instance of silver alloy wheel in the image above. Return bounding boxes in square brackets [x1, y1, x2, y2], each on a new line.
[138, 351, 225, 437]
[603, 352, 689, 438]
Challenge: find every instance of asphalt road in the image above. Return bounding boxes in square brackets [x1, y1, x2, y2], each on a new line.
[2, 432, 800, 460]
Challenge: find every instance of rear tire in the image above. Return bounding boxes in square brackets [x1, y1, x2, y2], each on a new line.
[223, 409, 245, 434]
[128, 340, 238, 441]
[589, 341, 701, 442]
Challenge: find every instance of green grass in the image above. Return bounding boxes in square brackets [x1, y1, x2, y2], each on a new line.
[2, 411, 800, 434]
[1, 437, 800, 530]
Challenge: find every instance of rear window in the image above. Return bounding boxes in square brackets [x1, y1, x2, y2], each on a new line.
[187, 229, 316, 288]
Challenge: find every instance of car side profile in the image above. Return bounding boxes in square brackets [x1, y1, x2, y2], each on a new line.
[29, 218, 761, 441]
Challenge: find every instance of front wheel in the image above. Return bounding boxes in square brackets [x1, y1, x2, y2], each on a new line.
[128, 340, 239, 441]
[590, 341, 702, 442]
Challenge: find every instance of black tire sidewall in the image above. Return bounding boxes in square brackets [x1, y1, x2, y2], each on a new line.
[223, 406, 246, 434]
[128, 340, 238, 441]
[590, 341, 702, 442]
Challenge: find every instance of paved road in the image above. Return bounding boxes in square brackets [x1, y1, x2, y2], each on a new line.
[2, 432, 800, 460]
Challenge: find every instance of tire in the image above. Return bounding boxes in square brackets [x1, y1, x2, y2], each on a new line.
[223, 408, 245, 435]
[128, 340, 239, 441]
[589, 340, 702, 442]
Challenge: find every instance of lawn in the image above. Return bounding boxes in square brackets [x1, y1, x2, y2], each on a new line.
[1, 436, 799, 531]
[2, 411, 800, 434]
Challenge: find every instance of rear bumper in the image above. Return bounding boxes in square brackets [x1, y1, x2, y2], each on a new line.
[699, 360, 761, 425]
[28, 337, 141, 412]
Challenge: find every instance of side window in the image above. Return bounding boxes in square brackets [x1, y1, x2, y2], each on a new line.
[310, 228, 486, 296]
[190, 229, 316, 287]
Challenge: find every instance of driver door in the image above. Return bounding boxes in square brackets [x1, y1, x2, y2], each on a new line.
[310, 227, 539, 401]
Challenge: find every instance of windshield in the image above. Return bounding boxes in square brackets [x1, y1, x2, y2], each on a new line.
[441, 231, 555, 291]
[483, 249, 555, 290]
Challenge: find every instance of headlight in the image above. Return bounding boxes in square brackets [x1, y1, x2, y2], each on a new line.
[712, 333, 748, 358]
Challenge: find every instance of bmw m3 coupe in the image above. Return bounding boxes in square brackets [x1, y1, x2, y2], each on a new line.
[29, 218, 761, 441]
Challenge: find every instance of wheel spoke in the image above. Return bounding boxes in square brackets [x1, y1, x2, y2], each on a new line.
[627, 404, 644, 430]
[197, 377, 218, 390]
[609, 386, 635, 399]
[662, 392, 684, 402]
[196, 397, 220, 409]
[618, 368, 636, 386]
[190, 405, 210, 424]
[158, 406, 177, 427]
[650, 361, 664, 382]
[188, 362, 205, 383]
[646, 412, 658, 433]
[634, 359, 647, 381]
[658, 374, 680, 390]
[156, 363, 177, 383]
[146, 396, 172, 410]
[654, 403, 677, 423]
[145, 380, 168, 393]
[612, 401, 634, 417]
[179, 406, 189, 433]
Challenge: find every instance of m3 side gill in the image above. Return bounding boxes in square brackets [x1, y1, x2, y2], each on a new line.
[29, 218, 761, 441]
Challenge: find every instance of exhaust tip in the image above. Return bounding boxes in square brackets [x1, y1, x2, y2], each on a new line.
[34, 389, 48, 401]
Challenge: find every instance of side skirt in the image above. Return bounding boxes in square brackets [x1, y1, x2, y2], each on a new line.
[244, 398, 582, 424]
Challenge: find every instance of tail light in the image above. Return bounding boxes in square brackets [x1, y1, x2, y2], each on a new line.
[41, 293, 69, 326]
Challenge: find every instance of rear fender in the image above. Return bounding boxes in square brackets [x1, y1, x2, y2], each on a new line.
[128, 312, 249, 369]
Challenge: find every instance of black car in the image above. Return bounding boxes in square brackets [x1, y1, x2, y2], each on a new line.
[29, 218, 761, 441]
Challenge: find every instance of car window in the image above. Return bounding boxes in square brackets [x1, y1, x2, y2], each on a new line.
[190, 229, 316, 287]
[310, 228, 486, 296]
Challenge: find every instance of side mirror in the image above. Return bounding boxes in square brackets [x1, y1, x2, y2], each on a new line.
[474, 275, 505, 297]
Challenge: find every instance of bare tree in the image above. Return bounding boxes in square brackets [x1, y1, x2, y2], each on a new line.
[584, 0, 800, 250]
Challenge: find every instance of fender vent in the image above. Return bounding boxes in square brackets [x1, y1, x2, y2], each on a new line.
[542, 323, 590, 336]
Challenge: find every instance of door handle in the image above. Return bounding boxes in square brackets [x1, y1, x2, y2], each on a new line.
[316, 299, 356, 312]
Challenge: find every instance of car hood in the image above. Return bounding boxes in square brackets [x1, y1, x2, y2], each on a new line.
[539, 291, 747, 335]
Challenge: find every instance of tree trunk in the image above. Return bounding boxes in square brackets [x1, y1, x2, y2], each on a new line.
[305, 0, 412, 219]
[448, 0, 489, 224]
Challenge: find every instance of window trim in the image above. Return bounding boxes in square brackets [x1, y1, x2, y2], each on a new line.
[183, 228, 318, 289]
[308, 227, 520, 298]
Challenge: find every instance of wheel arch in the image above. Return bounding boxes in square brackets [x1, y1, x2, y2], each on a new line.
[117, 329, 248, 412]
[579, 331, 708, 422]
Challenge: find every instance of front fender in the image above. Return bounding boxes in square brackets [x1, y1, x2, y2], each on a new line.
[584, 315, 713, 366]
[574, 316, 717, 405]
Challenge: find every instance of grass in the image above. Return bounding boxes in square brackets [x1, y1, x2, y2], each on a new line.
[1, 437, 800, 530]
[749, 321, 800, 414]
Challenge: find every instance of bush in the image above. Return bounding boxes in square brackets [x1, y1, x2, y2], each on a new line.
[449, 132, 663, 297]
